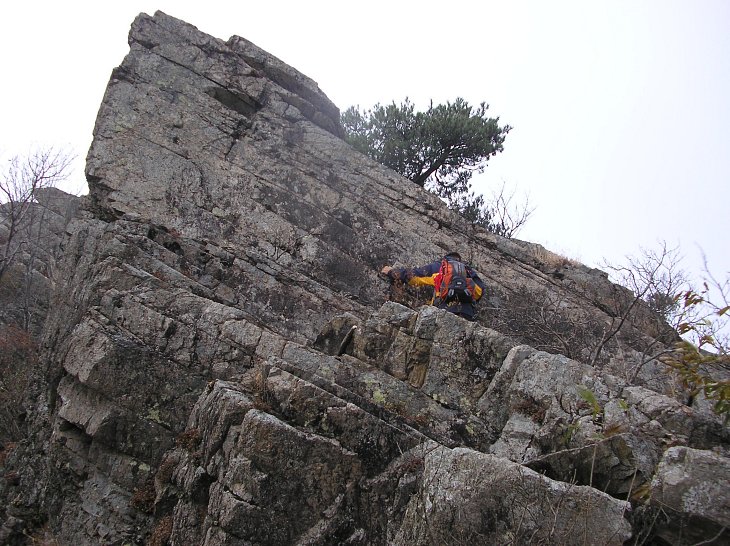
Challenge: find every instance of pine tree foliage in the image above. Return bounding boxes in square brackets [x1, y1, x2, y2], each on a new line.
[341, 98, 510, 199]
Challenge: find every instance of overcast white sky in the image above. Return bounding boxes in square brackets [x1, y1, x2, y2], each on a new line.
[2, 0, 728, 283]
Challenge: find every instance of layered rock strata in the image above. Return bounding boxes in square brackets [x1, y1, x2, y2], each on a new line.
[1, 11, 727, 546]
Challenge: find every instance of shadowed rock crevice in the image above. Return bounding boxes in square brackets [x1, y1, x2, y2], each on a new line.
[204, 87, 261, 118]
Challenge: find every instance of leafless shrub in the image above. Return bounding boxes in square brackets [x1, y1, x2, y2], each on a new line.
[449, 181, 535, 238]
[265, 223, 304, 262]
[541, 251, 583, 271]
[483, 181, 535, 239]
[487, 286, 603, 362]
[603, 242, 689, 327]
[1, 147, 73, 282]
[603, 243, 730, 412]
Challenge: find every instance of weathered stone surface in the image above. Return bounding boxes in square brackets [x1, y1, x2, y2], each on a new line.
[2, 10, 728, 546]
[348, 302, 516, 412]
[158, 375, 425, 544]
[485, 346, 729, 500]
[82, 10, 673, 367]
[649, 446, 730, 545]
[393, 446, 632, 545]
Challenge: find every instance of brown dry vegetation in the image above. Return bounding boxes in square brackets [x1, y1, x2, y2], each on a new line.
[0, 325, 37, 444]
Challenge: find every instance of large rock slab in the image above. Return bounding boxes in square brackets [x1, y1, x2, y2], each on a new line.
[393, 446, 632, 545]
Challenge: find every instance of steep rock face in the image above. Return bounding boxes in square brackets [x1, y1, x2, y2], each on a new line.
[1, 11, 728, 546]
[155, 302, 726, 544]
[82, 11, 668, 360]
[0, 188, 80, 337]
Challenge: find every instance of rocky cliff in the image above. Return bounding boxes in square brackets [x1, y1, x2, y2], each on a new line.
[1, 11, 727, 546]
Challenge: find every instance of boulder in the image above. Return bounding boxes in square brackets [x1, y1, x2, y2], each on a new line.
[649, 446, 729, 545]
[394, 446, 632, 545]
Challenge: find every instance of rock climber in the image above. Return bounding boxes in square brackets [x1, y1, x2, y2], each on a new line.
[381, 251, 485, 321]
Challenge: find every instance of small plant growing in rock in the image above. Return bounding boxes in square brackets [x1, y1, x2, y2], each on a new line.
[129, 479, 156, 514]
[22, 523, 61, 545]
[175, 428, 201, 451]
[156, 455, 177, 486]
[148, 515, 173, 546]
[251, 363, 279, 414]
[513, 395, 547, 424]
[560, 421, 581, 446]
[576, 385, 603, 424]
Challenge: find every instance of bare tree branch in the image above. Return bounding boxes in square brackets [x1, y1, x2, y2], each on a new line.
[0, 147, 74, 282]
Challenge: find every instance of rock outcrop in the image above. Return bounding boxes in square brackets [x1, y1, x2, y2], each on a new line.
[1, 11, 727, 546]
[0, 187, 80, 337]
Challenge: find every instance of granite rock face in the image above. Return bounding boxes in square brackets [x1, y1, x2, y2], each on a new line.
[1, 11, 728, 546]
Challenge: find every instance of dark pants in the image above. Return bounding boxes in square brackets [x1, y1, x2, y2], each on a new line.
[438, 302, 476, 321]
